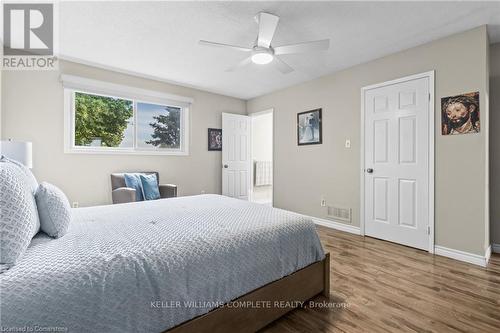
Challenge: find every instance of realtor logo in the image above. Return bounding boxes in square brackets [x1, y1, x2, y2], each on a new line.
[3, 3, 54, 56]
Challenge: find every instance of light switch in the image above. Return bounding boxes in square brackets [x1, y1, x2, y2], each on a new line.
[345, 139, 351, 148]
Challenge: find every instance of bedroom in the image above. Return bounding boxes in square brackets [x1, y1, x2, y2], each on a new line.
[1, 1, 500, 332]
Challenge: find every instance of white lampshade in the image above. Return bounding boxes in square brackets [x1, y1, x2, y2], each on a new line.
[0, 140, 33, 168]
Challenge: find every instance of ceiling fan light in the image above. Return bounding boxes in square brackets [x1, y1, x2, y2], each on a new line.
[251, 52, 274, 65]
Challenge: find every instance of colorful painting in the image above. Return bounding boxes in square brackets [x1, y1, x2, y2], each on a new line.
[441, 92, 480, 135]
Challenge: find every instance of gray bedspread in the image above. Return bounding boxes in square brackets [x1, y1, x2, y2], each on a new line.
[0, 194, 324, 332]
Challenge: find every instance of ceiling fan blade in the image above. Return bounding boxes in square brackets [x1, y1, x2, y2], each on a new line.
[199, 40, 252, 52]
[257, 12, 279, 48]
[273, 56, 294, 74]
[225, 57, 253, 72]
[274, 39, 330, 55]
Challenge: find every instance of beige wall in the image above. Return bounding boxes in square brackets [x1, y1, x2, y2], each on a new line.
[0, 68, 2, 139]
[1, 60, 246, 206]
[1, 27, 492, 256]
[490, 42, 500, 245]
[247, 26, 490, 255]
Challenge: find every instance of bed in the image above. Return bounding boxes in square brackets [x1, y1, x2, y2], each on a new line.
[0, 194, 328, 333]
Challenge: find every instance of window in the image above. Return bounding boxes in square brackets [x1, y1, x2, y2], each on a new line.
[136, 102, 181, 149]
[74, 92, 134, 148]
[63, 75, 191, 155]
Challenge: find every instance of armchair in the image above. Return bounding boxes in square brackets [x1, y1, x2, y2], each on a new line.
[110, 172, 177, 204]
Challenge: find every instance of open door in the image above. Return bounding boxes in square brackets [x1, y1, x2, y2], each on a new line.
[222, 113, 251, 200]
[250, 110, 273, 206]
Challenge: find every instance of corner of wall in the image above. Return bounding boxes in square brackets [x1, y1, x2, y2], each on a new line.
[244, 99, 250, 116]
[489, 42, 500, 247]
[484, 27, 491, 253]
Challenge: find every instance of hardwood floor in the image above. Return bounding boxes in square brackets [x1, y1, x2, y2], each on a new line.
[261, 226, 500, 333]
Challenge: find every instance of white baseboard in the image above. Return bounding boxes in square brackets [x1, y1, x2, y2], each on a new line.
[485, 245, 492, 264]
[310, 214, 491, 267]
[434, 245, 490, 267]
[312, 217, 361, 235]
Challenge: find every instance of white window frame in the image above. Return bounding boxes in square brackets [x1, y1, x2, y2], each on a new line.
[62, 74, 191, 156]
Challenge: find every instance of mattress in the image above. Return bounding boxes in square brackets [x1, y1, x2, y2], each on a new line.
[0, 194, 324, 333]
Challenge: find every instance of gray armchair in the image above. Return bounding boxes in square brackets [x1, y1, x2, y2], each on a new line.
[110, 172, 177, 204]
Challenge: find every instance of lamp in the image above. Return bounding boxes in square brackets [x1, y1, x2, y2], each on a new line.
[0, 139, 33, 168]
[251, 48, 274, 65]
[251, 52, 274, 65]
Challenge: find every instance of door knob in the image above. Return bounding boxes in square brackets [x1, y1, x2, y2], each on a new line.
[366, 168, 373, 174]
[223, 164, 229, 168]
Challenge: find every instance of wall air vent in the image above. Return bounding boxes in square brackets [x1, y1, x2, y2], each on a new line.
[327, 206, 352, 223]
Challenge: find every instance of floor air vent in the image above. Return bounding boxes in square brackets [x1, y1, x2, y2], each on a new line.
[327, 206, 352, 223]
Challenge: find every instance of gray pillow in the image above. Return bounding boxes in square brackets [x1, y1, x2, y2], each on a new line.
[0, 160, 41, 271]
[35, 182, 71, 238]
[0, 155, 38, 194]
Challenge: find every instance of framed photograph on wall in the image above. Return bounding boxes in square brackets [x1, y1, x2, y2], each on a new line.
[208, 128, 222, 151]
[297, 108, 322, 145]
[441, 92, 480, 135]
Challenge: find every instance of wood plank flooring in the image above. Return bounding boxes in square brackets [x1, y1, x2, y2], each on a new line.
[260, 226, 500, 333]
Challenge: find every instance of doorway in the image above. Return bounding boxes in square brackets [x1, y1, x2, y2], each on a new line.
[361, 72, 435, 252]
[250, 109, 273, 206]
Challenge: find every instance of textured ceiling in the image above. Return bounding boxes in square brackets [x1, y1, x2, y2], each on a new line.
[59, 1, 500, 100]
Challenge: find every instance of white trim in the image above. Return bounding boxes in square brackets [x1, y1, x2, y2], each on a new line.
[492, 243, 500, 254]
[63, 89, 72, 154]
[434, 245, 489, 267]
[248, 108, 274, 117]
[62, 78, 191, 156]
[428, 72, 435, 254]
[312, 217, 361, 235]
[485, 245, 492, 264]
[249, 108, 274, 206]
[64, 147, 190, 156]
[360, 88, 365, 236]
[361, 71, 435, 91]
[360, 71, 435, 253]
[60, 74, 194, 105]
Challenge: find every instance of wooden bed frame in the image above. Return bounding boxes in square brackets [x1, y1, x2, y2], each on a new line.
[166, 253, 330, 333]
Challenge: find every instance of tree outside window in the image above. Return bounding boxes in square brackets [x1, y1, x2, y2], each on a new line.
[73, 92, 184, 151]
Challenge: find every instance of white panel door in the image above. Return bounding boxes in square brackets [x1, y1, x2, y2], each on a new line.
[364, 76, 430, 250]
[222, 113, 251, 200]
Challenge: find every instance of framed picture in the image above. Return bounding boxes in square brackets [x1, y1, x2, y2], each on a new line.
[297, 108, 322, 145]
[441, 92, 480, 135]
[208, 128, 222, 151]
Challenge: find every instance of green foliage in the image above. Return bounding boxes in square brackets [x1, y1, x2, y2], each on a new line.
[74, 92, 133, 147]
[146, 107, 181, 148]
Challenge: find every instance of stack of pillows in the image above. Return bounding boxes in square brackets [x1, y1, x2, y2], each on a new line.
[0, 156, 71, 272]
[124, 173, 161, 201]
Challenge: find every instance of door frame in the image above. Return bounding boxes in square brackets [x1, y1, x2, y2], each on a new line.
[360, 71, 435, 253]
[248, 108, 274, 205]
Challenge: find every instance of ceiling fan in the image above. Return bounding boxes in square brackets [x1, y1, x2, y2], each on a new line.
[199, 12, 330, 74]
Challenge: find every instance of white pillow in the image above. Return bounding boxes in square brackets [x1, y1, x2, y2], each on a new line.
[0, 159, 40, 271]
[35, 182, 71, 238]
[1, 156, 38, 194]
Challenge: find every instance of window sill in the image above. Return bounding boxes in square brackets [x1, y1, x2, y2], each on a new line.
[64, 147, 189, 156]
